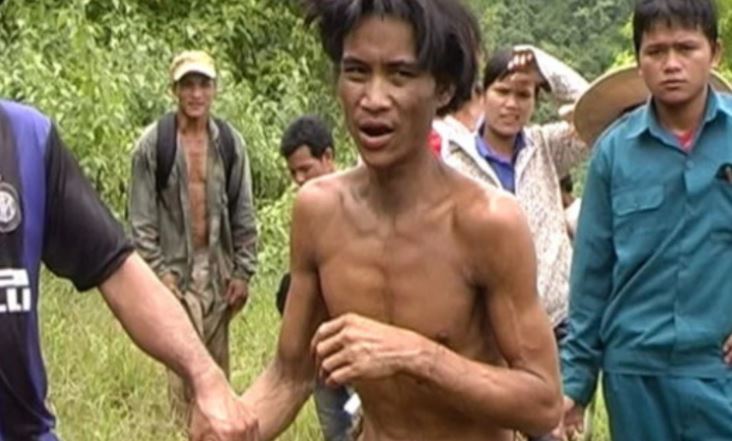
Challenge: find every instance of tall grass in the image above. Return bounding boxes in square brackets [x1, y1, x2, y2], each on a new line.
[40, 271, 610, 440]
[40, 272, 319, 440]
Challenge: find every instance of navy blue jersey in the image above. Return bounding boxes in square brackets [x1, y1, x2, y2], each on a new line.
[0, 100, 132, 440]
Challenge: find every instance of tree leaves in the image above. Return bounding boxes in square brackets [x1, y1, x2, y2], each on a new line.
[0, 0, 346, 217]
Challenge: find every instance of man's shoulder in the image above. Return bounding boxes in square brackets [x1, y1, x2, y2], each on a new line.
[212, 117, 245, 145]
[594, 105, 646, 152]
[0, 100, 47, 121]
[0, 100, 52, 143]
[451, 173, 525, 244]
[132, 120, 159, 155]
[716, 92, 732, 117]
[214, 117, 240, 133]
[293, 170, 352, 217]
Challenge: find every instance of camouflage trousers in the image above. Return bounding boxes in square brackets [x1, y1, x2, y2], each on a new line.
[167, 250, 230, 424]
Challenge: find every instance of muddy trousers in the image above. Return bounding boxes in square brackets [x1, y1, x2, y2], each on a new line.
[167, 252, 230, 424]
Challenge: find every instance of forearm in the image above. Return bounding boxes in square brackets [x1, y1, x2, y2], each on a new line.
[240, 362, 312, 440]
[407, 339, 560, 436]
[561, 247, 610, 406]
[561, 296, 604, 407]
[100, 253, 217, 389]
[518, 48, 589, 175]
[516, 45, 588, 102]
[535, 121, 588, 177]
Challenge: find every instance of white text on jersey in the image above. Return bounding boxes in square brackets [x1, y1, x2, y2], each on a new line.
[0, 269, 31, 313]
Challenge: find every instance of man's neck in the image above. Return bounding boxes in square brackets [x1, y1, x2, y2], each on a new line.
[363, 147, 446, 215]
[177, 112, 209, 136]
[654, 88, 708, 136]
[483, 127, 517, 159]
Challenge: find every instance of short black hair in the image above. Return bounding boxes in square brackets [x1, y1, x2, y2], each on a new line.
[303, 0, 481, 116]
[482, 48, 513, 91]
[482, 48, 544, 97]
[280, 115, 334, 159]
[633, 0, 719, 56]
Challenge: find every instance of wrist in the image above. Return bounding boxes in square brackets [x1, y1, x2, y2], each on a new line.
[188, 362, 227, 398]
[403, 334, 442, 380]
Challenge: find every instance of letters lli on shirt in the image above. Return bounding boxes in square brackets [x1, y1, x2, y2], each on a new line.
[0, 268, 31, 314]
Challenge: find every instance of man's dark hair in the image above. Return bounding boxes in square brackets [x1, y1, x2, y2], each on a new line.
[482, 48, 513, 91]
[633, 0, 719, 56]
[482, 47, 545, 97]
[303, 0, 481, 116]
[280, 115, 335, 159]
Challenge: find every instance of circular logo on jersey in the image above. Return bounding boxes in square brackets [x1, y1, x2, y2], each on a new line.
[0, 182, 21, 234]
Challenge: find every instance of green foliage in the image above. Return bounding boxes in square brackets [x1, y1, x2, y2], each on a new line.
[0, 0, 344, 214]
[470, 0, 634, 123]
[612, 0, 732, 80]
[255, 189, 295, 282]
[472, 0, 634, 79]
[40, 271, 322, 441]
[0, 0, 656, 438]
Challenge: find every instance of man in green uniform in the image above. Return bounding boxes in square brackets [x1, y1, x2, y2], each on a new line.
[559, 0, 732, 440]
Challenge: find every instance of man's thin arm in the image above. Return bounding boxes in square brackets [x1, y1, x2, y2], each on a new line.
[401, 195, 561, 436]
[241, 269, 324, 440]
[240, 185, 329, 440]
[516, 44, 587, 103]
[240, 357, 313, 441]
[520, 45, 590, 177]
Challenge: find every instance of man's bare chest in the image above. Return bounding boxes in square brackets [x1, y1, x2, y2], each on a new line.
[181, 137, 208, 185]
[316, 218, 480, 345]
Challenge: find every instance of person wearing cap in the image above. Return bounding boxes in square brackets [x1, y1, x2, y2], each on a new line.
[129, 50, 257, 423]
[557, 0, 732, 439]
[0, 97, 258, 439]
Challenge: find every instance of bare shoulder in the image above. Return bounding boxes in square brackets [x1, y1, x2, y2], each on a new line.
[448, 171, 535, 287]
[292, 167, 360, 222]
[449, 171, 528, 246]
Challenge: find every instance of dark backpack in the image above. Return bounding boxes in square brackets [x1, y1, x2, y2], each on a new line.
[155, 112, 240, 211]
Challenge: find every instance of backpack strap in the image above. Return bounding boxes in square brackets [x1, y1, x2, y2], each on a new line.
[213, 118, 240, 212]
[155, 112, 177, 193]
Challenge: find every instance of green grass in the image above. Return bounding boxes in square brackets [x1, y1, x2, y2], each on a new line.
[40, 271, 611, 440]
[40, 272, 319, 440]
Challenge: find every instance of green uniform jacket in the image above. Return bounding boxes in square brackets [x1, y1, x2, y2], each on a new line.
[562, 90, 732, 406]
[128, 117, 257, 295]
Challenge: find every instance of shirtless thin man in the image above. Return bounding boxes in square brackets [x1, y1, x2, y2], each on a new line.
[241, 1, 562, 440]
